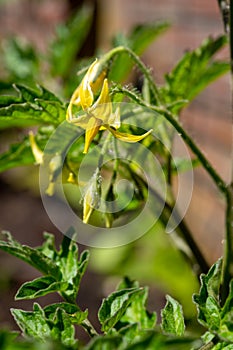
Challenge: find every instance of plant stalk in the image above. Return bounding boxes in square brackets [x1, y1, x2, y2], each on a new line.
[105, 45, 233, 298]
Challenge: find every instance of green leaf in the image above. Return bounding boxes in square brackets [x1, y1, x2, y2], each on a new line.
[2, 37, 39, 81]
[193, 259, 222, 329]
[163, 36, 229, 108]
[0, 329, 19, 349]
[57, 234, 90, 302]
[0, 231, 60, 278]
[119, 283, 157, 330]
[219, 280, 233, 342]
[11, 303, 51, 341]
[49, 308, 77, 348]
[37, 232, 58, 260]
[11, 303, 79, 348]
[161, 295, 185, 336]
[118, 323, 140, 344]
[212, 343, 233, 350]
[44, 302, 88, 324]
[49, 6, 93, 77]
[194, 260, 233, 342]
[98, 287, 144, 332]
[0, 84, 65, 128]
[109, 21, 169, 82]
[0, 136, 34, 173]
[15, 276, 68, 300]
[84, 335, 122, 350]
[130, 22, 170, 55]
[121, 332, 162, 350]
[0, 231, 89, 304]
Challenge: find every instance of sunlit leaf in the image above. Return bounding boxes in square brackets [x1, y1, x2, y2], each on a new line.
[98, 287, 144, 332]
[118, 279, 157, 330]
[163, 36, 229, 109]
[15, 276, 68, 300]
[11, 303, 51, 341]
[161, 295, 185, 336]
[0, 231, 60, 278]
[0, 84, 65, 128]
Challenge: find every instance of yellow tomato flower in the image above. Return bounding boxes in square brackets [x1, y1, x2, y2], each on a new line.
[29, 131, 43, 165]
[66, 59, 152, 154]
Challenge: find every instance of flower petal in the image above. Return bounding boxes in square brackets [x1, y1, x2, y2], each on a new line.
[70, 114, 90, 129]
[77, 60, 100, 110]
[90, 79, 112, 123]
[107, 126, 153, 143]
[108, 106, 121, 129]
[29, 131, 43, 165]
[79, 79, 94, 110]
[84, 116, 101, 154]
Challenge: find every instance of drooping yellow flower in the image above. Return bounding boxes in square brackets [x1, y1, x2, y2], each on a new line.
[66, 59, 152, 154]
[29, 131, 43, 165]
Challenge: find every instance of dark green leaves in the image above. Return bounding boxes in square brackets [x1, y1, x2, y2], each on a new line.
[129, 22, 170, 55]
[0, 84, 65, 128]
[0, 232, 90, 348]
[98, 277, 157, 337]
[194, 259, 233, 342]
[0, 231, 60, 278]
[119, 279, 157, 330]
[0, 136, 34, 172]
[84, 335, 122, 350]
[11, 303, 51, 341]
[161, 295, 185, 336]
[98, 287, 144, 332]
[193, 259, 222, 330]
[11, 303, 81, 348]
[163, 36, 229, 107]
[0, 231, 89, 302]
[15, 276, 68, 300]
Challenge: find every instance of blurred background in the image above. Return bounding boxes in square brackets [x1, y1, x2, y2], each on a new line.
[0, 0, 231, 340]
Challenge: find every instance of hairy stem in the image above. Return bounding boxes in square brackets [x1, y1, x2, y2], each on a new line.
[125, 162, 209, 274]
[113, 85, 231, 284]
[104, 45, 232, 297]
[98, 46, 162, 104]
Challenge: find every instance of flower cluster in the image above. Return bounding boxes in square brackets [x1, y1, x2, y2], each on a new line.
[66, 59, 152, 153]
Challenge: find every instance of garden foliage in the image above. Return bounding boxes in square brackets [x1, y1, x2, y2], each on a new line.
[0, 4, 232, 350]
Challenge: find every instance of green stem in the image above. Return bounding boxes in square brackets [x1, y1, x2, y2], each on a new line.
[98, 132, 113, 168]
[125, 162, 209, 274]
[221, 185, 233, 303]
[98, 46, 162, 104]
[217, 0, 230, 33]
[101, 46, 232, 298]
[81, 319, 99, 338]
[113, 85, 232, 286]
[146, 106, 233, 299]
[60, 292, 98, 337]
